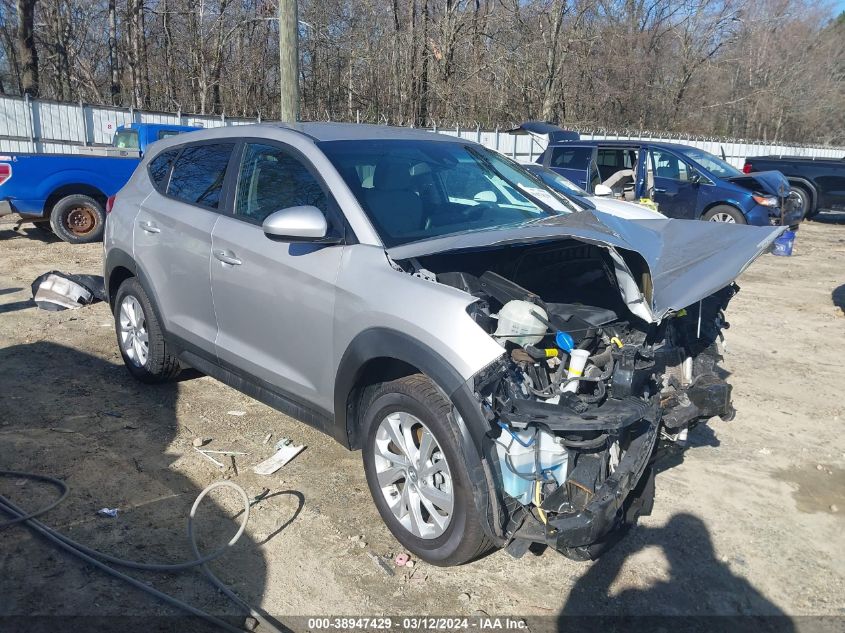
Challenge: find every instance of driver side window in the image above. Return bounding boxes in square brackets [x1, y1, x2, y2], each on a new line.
[235, 143, 329, 223]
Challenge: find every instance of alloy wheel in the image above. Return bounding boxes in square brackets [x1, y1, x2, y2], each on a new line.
[119, 295, 149, 367]
[709, 212, 736, 223]
[373, 412, 454, 539]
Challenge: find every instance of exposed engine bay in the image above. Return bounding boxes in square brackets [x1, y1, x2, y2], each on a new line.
[397, 238, 737, 560]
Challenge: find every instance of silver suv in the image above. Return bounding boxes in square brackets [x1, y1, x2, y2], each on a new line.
[104, 123, 779, 565]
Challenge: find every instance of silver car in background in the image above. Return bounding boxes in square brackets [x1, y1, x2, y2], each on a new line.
[104, 123, 781, 565]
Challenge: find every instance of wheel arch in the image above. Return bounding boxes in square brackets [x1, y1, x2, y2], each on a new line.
[700, 200, 744, 220]
[786, 177, 818, 212]
[44, 183, 107, 217]
[334, 329, 468, 451]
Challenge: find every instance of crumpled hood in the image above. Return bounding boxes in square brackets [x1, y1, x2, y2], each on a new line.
[387, 211, 784, 323]
[726, 170, 791, 197]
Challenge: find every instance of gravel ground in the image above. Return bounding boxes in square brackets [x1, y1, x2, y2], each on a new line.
[1, 213, 843, 632]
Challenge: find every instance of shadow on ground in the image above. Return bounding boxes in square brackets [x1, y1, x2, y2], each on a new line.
[0, 223, 62, 244]
[0, 342, 295, 632]
[558, 513, 795, 631]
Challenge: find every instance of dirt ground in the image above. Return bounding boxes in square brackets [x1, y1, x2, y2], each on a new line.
[1, 213, 843, 632]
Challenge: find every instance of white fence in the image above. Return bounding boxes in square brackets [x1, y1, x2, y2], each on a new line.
[1, 94, 843, 167]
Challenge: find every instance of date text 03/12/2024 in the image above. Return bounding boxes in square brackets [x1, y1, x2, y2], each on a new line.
[306, 617, 529, 630]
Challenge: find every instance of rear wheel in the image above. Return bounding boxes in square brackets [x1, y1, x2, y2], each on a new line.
[361, 374, 492, 566]
[49, 194, 105, 244]
[114, 277, 180, 383]
[702, 205, 746, 224]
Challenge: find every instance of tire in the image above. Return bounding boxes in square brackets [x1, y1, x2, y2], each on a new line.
[113, 277, 181, 383]
[702, 205, 746, 224]
[49, 194, 105, 244]
[790, 185, 816, 220]
[361, 374, 493, 566]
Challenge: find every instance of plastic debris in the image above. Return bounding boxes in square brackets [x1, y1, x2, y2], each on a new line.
[262, 433, 273, 445]
[192, 437, 211, 448]
[97, 508, 119, 518]
[394, 553, 410, 567]
[31, 271, 106, 311]
[253, 439, 305, 475]
[227, 411, 246, 417]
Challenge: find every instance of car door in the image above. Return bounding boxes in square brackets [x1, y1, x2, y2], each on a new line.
[546, 145, 599, 191]
[648, 147, 699, 219]
[210, 141, 345, 413]
[134, 142, 236, 351]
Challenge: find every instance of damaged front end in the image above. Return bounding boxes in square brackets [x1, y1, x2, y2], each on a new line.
[467, 272, 735, 560]
[389, 213, 779, 560]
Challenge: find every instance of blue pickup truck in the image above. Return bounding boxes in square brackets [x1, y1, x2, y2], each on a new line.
[0, 123, 198, 243]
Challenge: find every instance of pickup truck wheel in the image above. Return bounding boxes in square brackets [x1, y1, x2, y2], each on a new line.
[361, 374, 493, 566]
[49, 194, 105, 244]
[790, 185, 814, 220]
[702, 205, 746, 224]
[114, 278, 181, 383]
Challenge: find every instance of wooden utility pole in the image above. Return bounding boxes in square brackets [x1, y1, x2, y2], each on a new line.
[278, 0, 299, 121]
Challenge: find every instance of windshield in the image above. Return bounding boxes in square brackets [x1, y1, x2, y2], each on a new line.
[319, 140, 574, 247]
[678, 147, 742, 178]
[113, 129, 139, 150]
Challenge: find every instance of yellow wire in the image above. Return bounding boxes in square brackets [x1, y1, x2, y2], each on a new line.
[535, 480, 548, 524]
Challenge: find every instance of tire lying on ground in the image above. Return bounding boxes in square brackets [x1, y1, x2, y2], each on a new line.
[361, 374, 493, 566]
[702, 205, 746, 224]
[49, 194, 106, 244]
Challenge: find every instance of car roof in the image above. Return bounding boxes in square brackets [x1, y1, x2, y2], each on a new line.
[149, 122, 468, 145]
[550, 139, 698, 152]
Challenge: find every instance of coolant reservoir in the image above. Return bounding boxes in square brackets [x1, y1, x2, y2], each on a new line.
[494, 300, 548, 346]
[495, 427, 568, 505]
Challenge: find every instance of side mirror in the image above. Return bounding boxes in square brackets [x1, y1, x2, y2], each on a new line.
[689, 172, 702, 185]
[593, 184, 613, 197]
[262, 205, 329, 241]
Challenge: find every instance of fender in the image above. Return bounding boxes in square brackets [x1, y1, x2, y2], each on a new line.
[104, 247, 137, 303]
[335, 328, 506, 544]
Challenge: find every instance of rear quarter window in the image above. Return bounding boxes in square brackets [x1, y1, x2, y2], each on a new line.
[550, 146, 593, 169]
[147, 150, 179, 193]
[167, 143, 235, 209]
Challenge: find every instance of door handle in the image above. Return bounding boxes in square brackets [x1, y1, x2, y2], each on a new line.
[138, 220, 160, 233]
[213, 249, 242, 266]
[652, 188, 667, 193]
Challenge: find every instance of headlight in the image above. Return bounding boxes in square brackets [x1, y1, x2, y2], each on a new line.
[753, 194, 778, 207]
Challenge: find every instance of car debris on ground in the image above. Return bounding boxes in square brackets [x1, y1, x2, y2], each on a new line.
[253, 438, 305, 476]
[31, 271, 106, 311]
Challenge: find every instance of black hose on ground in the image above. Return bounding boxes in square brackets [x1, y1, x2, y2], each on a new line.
[0, 470, 286, 633]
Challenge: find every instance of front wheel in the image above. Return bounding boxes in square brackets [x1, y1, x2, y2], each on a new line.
[361, 375, 492, 566]
[49, 194, 105, 244]
[702, 205, 746, 224]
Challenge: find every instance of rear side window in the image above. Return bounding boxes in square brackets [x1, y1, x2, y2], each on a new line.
[168, 143, 235, 209]
[147, 150, 179, 193]
[550, 146, 593, 169]
[234, 143, 328, 223]
[158, 129, 183, 140]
